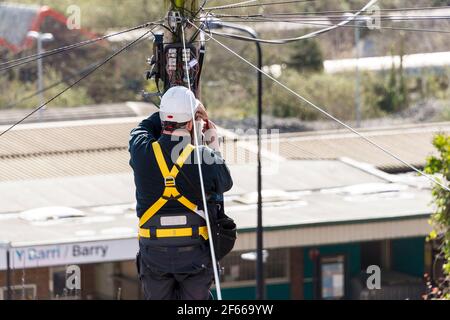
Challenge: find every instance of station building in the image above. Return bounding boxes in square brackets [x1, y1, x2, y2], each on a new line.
[0, 106, 447, 300]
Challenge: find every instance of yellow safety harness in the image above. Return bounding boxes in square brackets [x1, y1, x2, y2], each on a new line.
[138, 141, 208, 240]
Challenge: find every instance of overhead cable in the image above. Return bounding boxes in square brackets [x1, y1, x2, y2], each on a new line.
[205, 0, 316, 11]
[3, 33, 153, 110]
[214, 15, 450, 21]
[202, 0, 379, 44]
[211, 5, 450, 17]
[0, 21, 162, 73]
[0, 27, 155, 138]
[210, 17, 450, 34]
[3, 62, 98, 109]
[189, 20, 450, 192]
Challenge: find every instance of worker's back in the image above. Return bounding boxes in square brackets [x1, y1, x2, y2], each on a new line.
[131, 133, 229, 247]
[129, 86, 233, 300]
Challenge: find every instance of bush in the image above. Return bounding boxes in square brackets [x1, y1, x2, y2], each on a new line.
[424, 134, 450, 300]
[0, 68, 93, 109]
[287, 39, 324, 73]
[15, 0, 163, 29]
[268, 70, 358, 121]
[375, 51, 408, 113]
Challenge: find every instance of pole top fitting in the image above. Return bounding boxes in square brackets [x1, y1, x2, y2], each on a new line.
[168, 11, 183, 32]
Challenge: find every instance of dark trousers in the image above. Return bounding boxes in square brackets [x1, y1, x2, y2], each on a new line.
[137, 243, 214, 300]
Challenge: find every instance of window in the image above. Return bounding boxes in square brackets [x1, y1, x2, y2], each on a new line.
[0, 284, 36, 300]
[220, 248, 289, 283]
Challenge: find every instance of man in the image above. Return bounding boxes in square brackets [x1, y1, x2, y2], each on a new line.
[129, 86, 233, 300]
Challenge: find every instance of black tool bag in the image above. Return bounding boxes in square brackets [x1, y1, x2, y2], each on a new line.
[209, 200, 237, 261]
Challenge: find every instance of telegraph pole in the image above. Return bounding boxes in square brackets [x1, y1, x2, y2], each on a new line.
[164, 1, 265, 300]
[164, 1, 199, 44]
[158, 0, 223, 300]
[159, 1, 202, 96]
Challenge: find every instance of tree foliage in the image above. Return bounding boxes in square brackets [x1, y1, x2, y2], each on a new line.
[424, 134, 450, 300]
[4, 0, 450, 121]
[376, 42, 408, 114]
[287, 39, 324, 73]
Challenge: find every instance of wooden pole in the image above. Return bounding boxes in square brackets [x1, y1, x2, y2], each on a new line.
[165, 0, 199, 18]
[164, 0, 201, 94]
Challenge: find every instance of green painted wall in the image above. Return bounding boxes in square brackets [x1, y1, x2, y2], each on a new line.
[391, 237, 425, 278]
[212, 238, 425, 300]
[214, 243, 361, 300]
[212, 283, 290, 300]
[303, 281, 314, 300]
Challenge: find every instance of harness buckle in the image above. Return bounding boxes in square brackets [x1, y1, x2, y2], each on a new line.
[164, 176, 176, 187]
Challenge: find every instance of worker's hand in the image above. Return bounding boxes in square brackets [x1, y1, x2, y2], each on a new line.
[195, 102, 208, 122]
[204, 120, 220, 151]
[204, 119, 216, 131]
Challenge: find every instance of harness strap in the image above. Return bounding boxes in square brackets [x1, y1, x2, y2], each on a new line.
[139, 142, 205, 228]
[139, 226, 209, 240]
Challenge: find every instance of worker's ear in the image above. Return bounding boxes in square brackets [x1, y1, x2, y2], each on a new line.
[186, 120, 193, 132]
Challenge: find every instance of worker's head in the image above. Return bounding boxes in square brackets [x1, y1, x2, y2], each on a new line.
[159, 86, 199, 133]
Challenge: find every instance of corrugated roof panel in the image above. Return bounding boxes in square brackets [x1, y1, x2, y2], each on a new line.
[279, 125, 449, 171]
[0, 119, 448, 181]
[0, 104, 139, 125]
[0, 120, 138, 156]
[0, 159, 387, 214]
[0, 149, 131, 181]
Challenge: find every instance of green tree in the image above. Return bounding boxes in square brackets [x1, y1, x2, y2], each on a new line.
[269, 70, 356, 121]
[287, 39, 323, 73]
[377, 58, 399, 113]
[377, 44, 408, 114]
[424, 134, 450, 300]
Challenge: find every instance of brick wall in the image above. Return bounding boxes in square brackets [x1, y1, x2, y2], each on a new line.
[0, 267, 50, 300]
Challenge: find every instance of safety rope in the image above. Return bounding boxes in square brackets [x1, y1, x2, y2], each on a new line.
[181, 23, 223, 300]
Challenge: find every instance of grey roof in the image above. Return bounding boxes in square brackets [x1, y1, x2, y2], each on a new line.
[0, 118, 448, 182]
[230, 188, 432, 232]
[0, 159, 433, 248]
[0, 160, 386, 214]
[225, 160, 384, 195]
[277, 122, 450, 172]
[0, 3, 39, 47]
[0, 188, 432, 248]
[0, 117, 441, 249]
[0, 102, 157, 125]
[0, 173, 135, 214]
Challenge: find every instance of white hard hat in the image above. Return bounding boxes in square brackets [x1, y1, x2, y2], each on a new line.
[159, 86, 199, 123]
